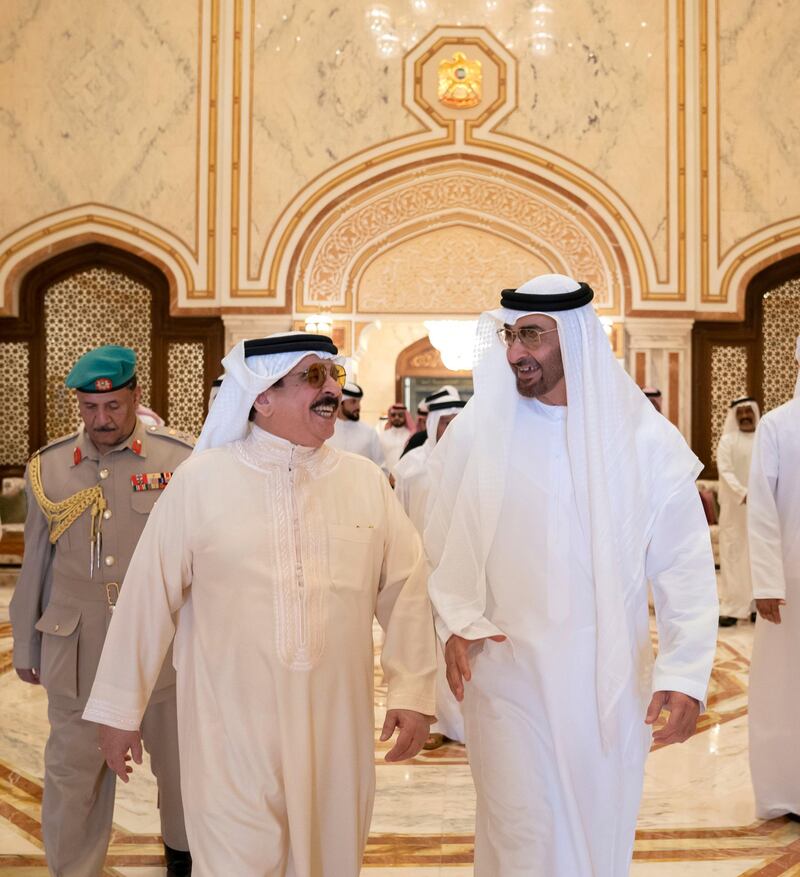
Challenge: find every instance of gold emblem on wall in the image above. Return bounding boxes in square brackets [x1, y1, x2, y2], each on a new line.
[437, 52, 482, 109]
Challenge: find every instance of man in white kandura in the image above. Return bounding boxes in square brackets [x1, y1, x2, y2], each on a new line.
[716, 397, 759, 627]
[326, 380, 386, 469]
[82, 332, 437, 877]
[394, 387, 467, 748]
[747, 335, 800, 820]
[425, 274, 719, 875]
[378, 403, 415, 473]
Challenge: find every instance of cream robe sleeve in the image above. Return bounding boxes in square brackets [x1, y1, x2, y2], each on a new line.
[646, 477, 719, 703]
[375, 476, 437, 717]
[83, 468, 192, 731]
[747, 418, 786, 600]
[716, 433, 747, 502]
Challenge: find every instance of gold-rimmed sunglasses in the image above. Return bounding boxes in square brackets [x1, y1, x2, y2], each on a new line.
[285, 362, 347, 388]
[496, 326, 559, 350]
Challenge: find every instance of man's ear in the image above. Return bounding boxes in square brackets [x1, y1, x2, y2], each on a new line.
[252, 388, 273, 419]
[132, 385, 142, 406]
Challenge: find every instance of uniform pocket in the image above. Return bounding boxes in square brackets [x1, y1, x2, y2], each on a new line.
[131, 490, 161, 515]
[327, 524, 379, 592]
[35, 603, 81, 699]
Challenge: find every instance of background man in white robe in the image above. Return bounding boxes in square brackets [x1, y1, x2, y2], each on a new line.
[394, 388, 467, 749]
[425, 274, 718, 876]
[378, 403, 415, 473]
[717, 397, 759, 627]
[747, 336, 800, 820]
[326, 381, 386, 470]
[82, 332, 437, 877]
[643, 386, 663, 411]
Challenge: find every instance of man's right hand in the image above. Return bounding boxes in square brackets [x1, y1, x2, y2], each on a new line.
[756, 598, 785, 624]
[445, 633, 507, 701]
[98, 725, 143, 783]
[15, 668, 40, 685]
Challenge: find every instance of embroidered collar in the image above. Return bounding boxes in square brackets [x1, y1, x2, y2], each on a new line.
[233, 424, 336, 476]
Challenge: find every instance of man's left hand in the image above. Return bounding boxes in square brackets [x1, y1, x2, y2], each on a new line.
[380, 709, 431, 762]
[645, 691, 700, 745]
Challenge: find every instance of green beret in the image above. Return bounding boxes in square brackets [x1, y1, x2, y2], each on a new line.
[65, 345, 137, 393]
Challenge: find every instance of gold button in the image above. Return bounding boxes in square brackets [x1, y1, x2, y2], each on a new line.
[148, 425, 157, 432]
[99, 468, 109, 479]
[103, 509, 112, 520]
[169, 428, 177, 435]
[104, 555, 115, 567]
[53, 624, 60, 632]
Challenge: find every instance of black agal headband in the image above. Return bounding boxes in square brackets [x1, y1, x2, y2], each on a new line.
[500, 282, 594, 312]
[244, 334, 338, 356]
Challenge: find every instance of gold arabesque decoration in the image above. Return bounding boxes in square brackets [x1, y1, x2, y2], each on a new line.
[437, 51, 482, 109]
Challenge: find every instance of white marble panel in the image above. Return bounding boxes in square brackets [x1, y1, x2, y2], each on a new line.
[250, 0, 671, 282]
[717, 1, 800, 256]
[494, 0, 669, 279]
[249, 0, 424, 276]
[0, 0, 202, 248]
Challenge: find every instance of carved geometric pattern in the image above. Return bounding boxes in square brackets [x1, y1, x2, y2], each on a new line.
[0, 342, 30, 466]
[303, 168, 613, 311]
[167, 342, 205, 437]
[761, 278, 800, 412]
[709, 344, 749, 463]
[44, 267, 153, 441]
[358, 226, 550, 313]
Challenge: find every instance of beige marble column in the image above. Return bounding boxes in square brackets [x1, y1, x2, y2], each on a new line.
[624, 318, 694, 441]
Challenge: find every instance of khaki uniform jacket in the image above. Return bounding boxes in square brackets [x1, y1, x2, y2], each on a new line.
[10, 418, 194, 711]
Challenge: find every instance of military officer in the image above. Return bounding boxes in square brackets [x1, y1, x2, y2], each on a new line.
[10, 345, 193, 877]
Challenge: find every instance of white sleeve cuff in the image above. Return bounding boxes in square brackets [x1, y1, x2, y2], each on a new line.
[82, 698, 142, 732]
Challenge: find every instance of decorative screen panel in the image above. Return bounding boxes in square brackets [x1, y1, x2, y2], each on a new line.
[44, 268, 152, 440]
[709, 344, 748, 464]
[762, 278, 800, 412]
[0, 342, 30, 466]
[167, 342, 205, 437]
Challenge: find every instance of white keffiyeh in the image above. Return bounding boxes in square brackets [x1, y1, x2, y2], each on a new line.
[195, 333, 341, 452]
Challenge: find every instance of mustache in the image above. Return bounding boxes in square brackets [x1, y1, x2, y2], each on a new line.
[310, 394, 340, 411]
[510, 356, 541, 371]
[93, 425, 118, 432]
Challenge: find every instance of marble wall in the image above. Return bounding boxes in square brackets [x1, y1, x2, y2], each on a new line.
[1, 1, 799, 441]
[1, 0, 798, 316]
[0, 0, 203, 252]
[717, 0, 800, 258]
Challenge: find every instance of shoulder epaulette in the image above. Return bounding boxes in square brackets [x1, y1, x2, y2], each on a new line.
[144, 425, 196, 448]
[29, 431, 80, 463]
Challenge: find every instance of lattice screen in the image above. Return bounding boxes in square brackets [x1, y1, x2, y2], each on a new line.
[167, 342, 205, 436]
[44, 267, 153, 441]
[709, 344, 749, 464]
[762, 278, 800, 412]
[0, 342, 30, 466]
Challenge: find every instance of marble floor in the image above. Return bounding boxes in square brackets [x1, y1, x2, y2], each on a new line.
[0, 581, 797, 876]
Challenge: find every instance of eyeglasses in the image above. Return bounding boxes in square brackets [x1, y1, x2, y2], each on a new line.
[285, 362, 347, 388]
[496, 326, 559, 349]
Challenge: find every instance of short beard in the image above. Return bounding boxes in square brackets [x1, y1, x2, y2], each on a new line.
[342, 408, 360, 421]
[515, 377, 538, 398]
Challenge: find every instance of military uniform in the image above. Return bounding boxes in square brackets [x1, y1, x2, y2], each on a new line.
[10, 417, 194, 876]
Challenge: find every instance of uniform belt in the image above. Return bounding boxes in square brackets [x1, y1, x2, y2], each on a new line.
[52, 574, 121, 607]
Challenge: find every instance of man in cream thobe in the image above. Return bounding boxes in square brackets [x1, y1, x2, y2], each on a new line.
[747, 338, 800, 818]
[395, 389, 466, 747]
[83, 333, 437, 877]
[425, 275, 718, 875]
[716, 397, 759, 626]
